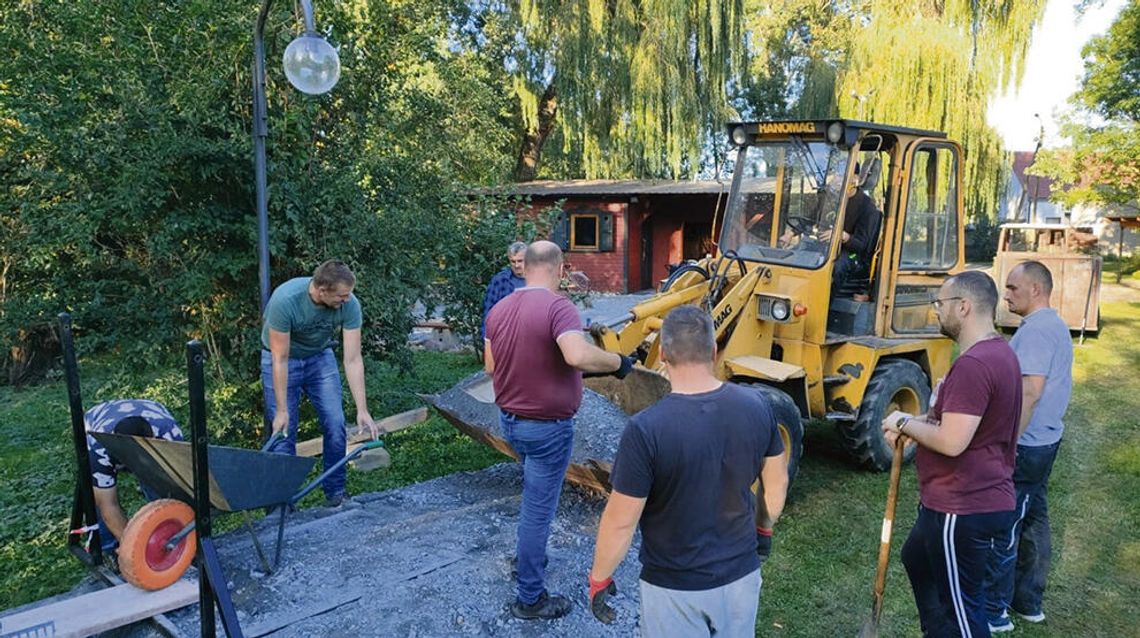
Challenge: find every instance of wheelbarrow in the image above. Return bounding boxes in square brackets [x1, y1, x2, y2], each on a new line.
[90, 430, 384, 590]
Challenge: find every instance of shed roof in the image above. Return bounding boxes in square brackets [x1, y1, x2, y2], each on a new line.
[482, 179, 729, 197]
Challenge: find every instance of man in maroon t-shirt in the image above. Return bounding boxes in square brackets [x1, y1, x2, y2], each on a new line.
[881, 270, 1020, 637]
[484, 240, 634, 621]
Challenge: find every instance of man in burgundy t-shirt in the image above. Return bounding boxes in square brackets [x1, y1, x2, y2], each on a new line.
[484, 240, 633, 621]
[882, 270, 1020, 637]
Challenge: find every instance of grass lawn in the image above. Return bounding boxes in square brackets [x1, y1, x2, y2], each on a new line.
[0, 350, 502, 610]
[761, 296, 1140, 636]
[2, 298, 1138, 636]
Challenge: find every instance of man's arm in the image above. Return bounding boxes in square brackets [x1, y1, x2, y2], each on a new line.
[882, 409, 981, 457]
[589, 490, 647, 583]
[1018, 374, 1045, 438]
[342, 328, 378, 438]
[92, 486, 127, 542]
[556, 332, 622, 373]
[756, 453, 789, 528]
[268, 329, 292, 435]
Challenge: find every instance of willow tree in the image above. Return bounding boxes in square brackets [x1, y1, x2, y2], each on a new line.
[501, 0, 745, 180]
[739, 1, 1044, 219]
[832, 0, 1047, 220]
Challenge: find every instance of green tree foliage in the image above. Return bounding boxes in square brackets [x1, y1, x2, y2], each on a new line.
[1036, 0, 1139, 211]
[0, 0, 518, 394]
[473, 0, 745, 180]
[774, 0, 1047, 223]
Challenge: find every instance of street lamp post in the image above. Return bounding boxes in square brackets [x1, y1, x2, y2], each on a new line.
[253, 0, 340, 312]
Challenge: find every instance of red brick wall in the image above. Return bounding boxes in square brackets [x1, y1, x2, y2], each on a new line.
[518, 197, 631, 293]
[563, 200, 627, 292]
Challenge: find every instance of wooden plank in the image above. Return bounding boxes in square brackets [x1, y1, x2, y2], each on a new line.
[296, 407, 428, 458]
[0, 579, 197, 638]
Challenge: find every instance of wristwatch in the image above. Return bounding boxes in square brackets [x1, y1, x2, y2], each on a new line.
[896, 415, 911, 433]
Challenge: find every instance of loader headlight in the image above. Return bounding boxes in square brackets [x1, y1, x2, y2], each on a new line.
[826, 121, 845, 144]
[771, 299, 791, 321]
[758, 295, 797, 323]
[731, 125, 749, 146]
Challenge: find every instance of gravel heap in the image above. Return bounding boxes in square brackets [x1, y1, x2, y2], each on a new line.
[425, 372, 634, 477]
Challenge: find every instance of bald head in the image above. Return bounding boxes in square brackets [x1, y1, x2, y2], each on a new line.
[1013, 261, 1053, 296]
[525, 241, 563, 271]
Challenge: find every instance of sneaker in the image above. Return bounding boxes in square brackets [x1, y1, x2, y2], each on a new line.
[988, 613, 1014, 633]
[1013, 609, 1046, 623]
[510, 592, 572, 620]
[324, 493, 347, 508]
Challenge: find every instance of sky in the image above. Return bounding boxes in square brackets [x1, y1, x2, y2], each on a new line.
[987, 0, 1128, 151]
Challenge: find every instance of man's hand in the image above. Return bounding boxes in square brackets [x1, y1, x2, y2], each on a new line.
[756, 527, 773, 563]
[357, 411, 380, 439]
[612, 355, 635, 379]
[271, 410, 290, 436]
[881, 410, 912, 448]
[588, 575, 617, 624]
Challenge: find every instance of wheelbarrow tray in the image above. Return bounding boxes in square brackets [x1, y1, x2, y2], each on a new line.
[92, 433, 316, 512]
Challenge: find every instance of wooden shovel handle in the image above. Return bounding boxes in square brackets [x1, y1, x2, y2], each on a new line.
[870, 437, 906, 621]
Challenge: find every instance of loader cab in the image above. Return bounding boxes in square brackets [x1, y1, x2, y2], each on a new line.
[718, 120, 964, 339]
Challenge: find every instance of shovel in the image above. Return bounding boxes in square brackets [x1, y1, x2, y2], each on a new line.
[858, 436, 906, 638]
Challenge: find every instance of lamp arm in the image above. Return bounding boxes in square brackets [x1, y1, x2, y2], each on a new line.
[299, 0, 317, 32]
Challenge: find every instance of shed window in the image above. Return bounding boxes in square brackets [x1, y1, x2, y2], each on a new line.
[571, 214, 599, 250]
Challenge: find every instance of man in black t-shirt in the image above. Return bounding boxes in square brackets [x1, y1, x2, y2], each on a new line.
[587, 305, 789, 635]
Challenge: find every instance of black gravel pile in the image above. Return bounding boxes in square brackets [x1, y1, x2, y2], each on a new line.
[427, 372, 632, 467]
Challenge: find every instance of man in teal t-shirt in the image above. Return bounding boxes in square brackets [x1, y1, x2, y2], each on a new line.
[261, 259, 379, 506]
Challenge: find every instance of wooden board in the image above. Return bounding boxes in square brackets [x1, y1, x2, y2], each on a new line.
[0, 579, 197, 638]
[296, 407, 428, 458]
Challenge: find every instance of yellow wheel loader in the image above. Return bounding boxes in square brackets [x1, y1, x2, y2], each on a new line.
[426, 119, 965, 490]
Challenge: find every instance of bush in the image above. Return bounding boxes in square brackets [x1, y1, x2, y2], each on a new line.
[965, 214, 1001, 262]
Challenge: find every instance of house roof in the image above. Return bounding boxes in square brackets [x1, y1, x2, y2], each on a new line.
[481, 179, 729, 197]
[1012, 151, 1057, 200]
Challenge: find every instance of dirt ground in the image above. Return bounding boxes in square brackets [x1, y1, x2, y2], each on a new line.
[111, 464, 642, 637]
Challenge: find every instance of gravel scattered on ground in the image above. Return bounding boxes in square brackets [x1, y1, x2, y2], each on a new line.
[119, 464, 644, 637]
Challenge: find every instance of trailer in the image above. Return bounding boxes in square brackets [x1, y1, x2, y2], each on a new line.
[993, 223, 1102, 335]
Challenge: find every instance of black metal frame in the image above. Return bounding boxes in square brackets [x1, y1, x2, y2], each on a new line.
[187, 340, 244, 638]
[60, 312, 103, 568]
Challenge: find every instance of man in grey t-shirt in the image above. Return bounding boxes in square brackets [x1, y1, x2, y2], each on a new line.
[986, 261, 1074, 632]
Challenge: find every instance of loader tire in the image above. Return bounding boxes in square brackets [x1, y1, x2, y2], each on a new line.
[840, 359, 930, 472]
[120, 499, 196, 590]
[744, 383, 804, 484]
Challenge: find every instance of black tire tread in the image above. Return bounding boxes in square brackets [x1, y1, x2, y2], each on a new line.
[837, 359, 930, 472]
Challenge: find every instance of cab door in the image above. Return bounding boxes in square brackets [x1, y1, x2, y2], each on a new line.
[880, 140, 965, 336]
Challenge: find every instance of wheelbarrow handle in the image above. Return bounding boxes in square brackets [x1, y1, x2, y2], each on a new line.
[289, 439, 385, 505]
[261, 432, 285, 453]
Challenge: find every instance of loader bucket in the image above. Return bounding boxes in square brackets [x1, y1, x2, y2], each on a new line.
[421, 368, 670, 493]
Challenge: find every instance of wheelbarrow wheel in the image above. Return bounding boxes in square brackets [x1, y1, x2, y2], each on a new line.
[120, 499, 196, 590]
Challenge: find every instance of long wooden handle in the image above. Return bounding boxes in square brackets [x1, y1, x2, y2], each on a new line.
[870, 438, 906, 622]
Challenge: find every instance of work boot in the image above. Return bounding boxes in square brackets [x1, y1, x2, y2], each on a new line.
[510, 591, 572, 620]
[323, 493, 347, 508]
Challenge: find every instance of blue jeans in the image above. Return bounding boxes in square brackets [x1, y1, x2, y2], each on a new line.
[261, 349, 348, 499]
[985, 441, 1061, 620]
[902, 505, 1014, 637]
[500, 411, 574, 605]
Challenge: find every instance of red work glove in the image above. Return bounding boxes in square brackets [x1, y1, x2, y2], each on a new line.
[756, 526, 773, 563]
[588, 574, 618, 624]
